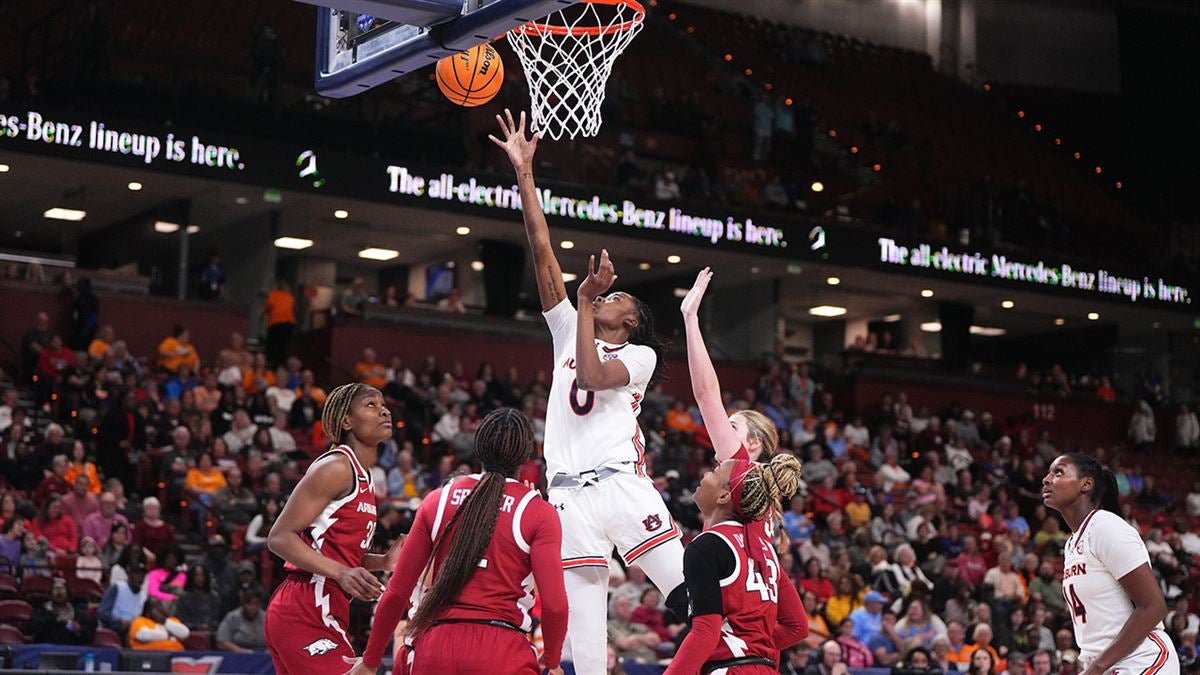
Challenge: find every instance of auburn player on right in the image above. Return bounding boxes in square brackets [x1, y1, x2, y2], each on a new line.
[665, 453, 808, 674]
[1043, 453, 1179, 675]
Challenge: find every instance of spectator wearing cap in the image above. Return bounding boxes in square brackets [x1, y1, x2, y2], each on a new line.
[849, 590, 887, 645]
[100, 561, 149, 633]
[129, 598, 190, 650]
[216, 589, 267, 652]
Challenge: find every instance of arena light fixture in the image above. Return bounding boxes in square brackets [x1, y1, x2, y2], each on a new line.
[1001, 300, 1015, 309]
[638, 262, 651, 270]
[0, 164, 9, 172]
[811, 181, 825, 193]
[44, 207, 86, 221]
[1054, 318, 1065, 326]
[154, 221, 180, 233]
[455, 226, 471, 236]
[358, 247, 399, 261]
[969, 325, 1007, 336]
[234, 196, 250, 205]
[673, 288, 689, 298]
[334, 209, 349, 219]
[826, 276, 840, 286]
[274, 237, 314, 250]
[560, 240, 575, 250]
[127, 181, 143, 191]
[562, 272, 578, 282]
[667, 255, 682, 264]
[920, 321, 943, 333]
[186, 225, 199, 234]
[883, 314, 902, 322]
[1087, 312, 1100, 321]
[920, 289, 934, 298]
[470, 260, 485, 271]
[808, 305, 847, 317]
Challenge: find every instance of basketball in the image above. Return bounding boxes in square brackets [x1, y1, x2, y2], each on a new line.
[436, 43, 504, 107]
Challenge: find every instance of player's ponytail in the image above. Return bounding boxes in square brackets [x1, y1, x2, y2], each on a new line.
[407, 408, 533, 636]
[1061, 452, 1121, 516]
[627, 295, 669, 386]
[740, 453, 803, 523]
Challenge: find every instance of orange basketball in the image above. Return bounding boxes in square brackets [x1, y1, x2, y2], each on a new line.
[436, 43, 504, 107]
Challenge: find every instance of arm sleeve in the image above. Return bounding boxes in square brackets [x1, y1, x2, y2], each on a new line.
[135, 621, 169, 642]
[361, 492, 439, 669]
[526, 499, 568, 669]
[165, 617, 189, 639]
[618, 345, 657, 390]
[542, 299, 577, 357]
[773, 574, 809, 651]
[665, 535, 735, 674]
[1092, 513, 1151, 579]
[665, 614, 723, 675]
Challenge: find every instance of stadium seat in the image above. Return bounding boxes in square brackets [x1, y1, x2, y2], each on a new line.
[19, 576, 53, 603]
[93, 627, 124, 648]
[183, 633, 211, 651]
[0, 623, 26, 645]
[52, 554, 78, 579]
[0, 600, 32, 624]
[0, 574, 17, 600]
[67, 577, 104, 604]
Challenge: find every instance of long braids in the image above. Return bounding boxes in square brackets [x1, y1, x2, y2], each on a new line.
[321, 383, 374, 446]
[408, 408, 534, 636]
[731, 453, 803, 576]
[628, 296, 669, 386]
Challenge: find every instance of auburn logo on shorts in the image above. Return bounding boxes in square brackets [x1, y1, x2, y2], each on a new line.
[642, 514, 662, 532]
[304, 638, 340, 656]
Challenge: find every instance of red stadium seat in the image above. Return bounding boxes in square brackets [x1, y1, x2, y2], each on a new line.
[0, 600, 33, 624]
[0, 574, 18, 600]
[20, 575, 53, 603]
[93, 627, 125, 648]
[183, 633, 211, 651]
[68, 577, 104, 603]
[0, 623, 26, 645]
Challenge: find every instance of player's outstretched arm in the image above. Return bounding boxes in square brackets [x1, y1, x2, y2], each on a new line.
[266, 455, 384, 602]
[575, 250, 633, 391]
[489, 109, 567, 312]
[681, 267, 742, 460]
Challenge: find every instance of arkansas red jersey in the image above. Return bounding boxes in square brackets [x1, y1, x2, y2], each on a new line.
[703, 521, 785, 664]
[282, 446, 377, 589]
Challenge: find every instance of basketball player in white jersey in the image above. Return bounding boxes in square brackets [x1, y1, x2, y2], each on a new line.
[490, 110, 686, 675]
[1043, 453, 1179, 675]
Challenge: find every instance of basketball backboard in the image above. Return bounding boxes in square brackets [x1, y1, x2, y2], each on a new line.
[298, 0, 574, 97]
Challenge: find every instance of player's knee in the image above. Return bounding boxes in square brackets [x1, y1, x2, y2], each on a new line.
[664, 582, 689, 625]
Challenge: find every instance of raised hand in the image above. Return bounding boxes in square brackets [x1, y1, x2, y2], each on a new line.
[680, 267, 713, 319]
[340, 656, 374, 675]
[578, 249, 617, 301]
[488, 109, 540, 170]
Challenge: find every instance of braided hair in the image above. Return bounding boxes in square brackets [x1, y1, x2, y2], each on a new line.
[407, 408, 534, 636]
[738, 453, 803, 524]
[1059, 452, 1121, 516]
[627, 295, 668, 386]
[321, 383, 375, 446]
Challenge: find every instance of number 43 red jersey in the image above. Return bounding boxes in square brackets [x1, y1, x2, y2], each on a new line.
[702, 520, 784, 663]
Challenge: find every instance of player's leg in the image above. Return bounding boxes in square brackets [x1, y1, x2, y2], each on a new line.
[607, 474, 687, 621]
[563, 565, 611, 675]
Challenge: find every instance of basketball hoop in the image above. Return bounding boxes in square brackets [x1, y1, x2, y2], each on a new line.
[506, 0, 645, 140]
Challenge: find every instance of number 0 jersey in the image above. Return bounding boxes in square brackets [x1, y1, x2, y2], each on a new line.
[542, 299, 656, 478]
[1061, 509, 1163, 661]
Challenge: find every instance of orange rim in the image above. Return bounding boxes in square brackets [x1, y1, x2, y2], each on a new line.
[513, 0, 645, 37]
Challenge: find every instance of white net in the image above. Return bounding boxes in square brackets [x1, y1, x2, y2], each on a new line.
[506, 0, 645, 140]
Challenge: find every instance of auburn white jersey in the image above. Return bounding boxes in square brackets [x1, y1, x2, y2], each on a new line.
[542, 299, 656, 479]
[1061, 509, 1163, 660]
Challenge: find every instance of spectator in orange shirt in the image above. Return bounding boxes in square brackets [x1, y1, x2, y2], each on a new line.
[1096, 376, 1116, 403]
[664, 400, 696, 433]
[354, 348, 387, 389]
[64, 439, 102, 495]
[295, 369, 327, 408]
[262, 278, 296, 368]
[186, 453, 227, 536]
[129, 599, 190, 651]
[88, 325, 115, 361]
[157, 325, 199, 374]
[242, 353, 274, 395]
